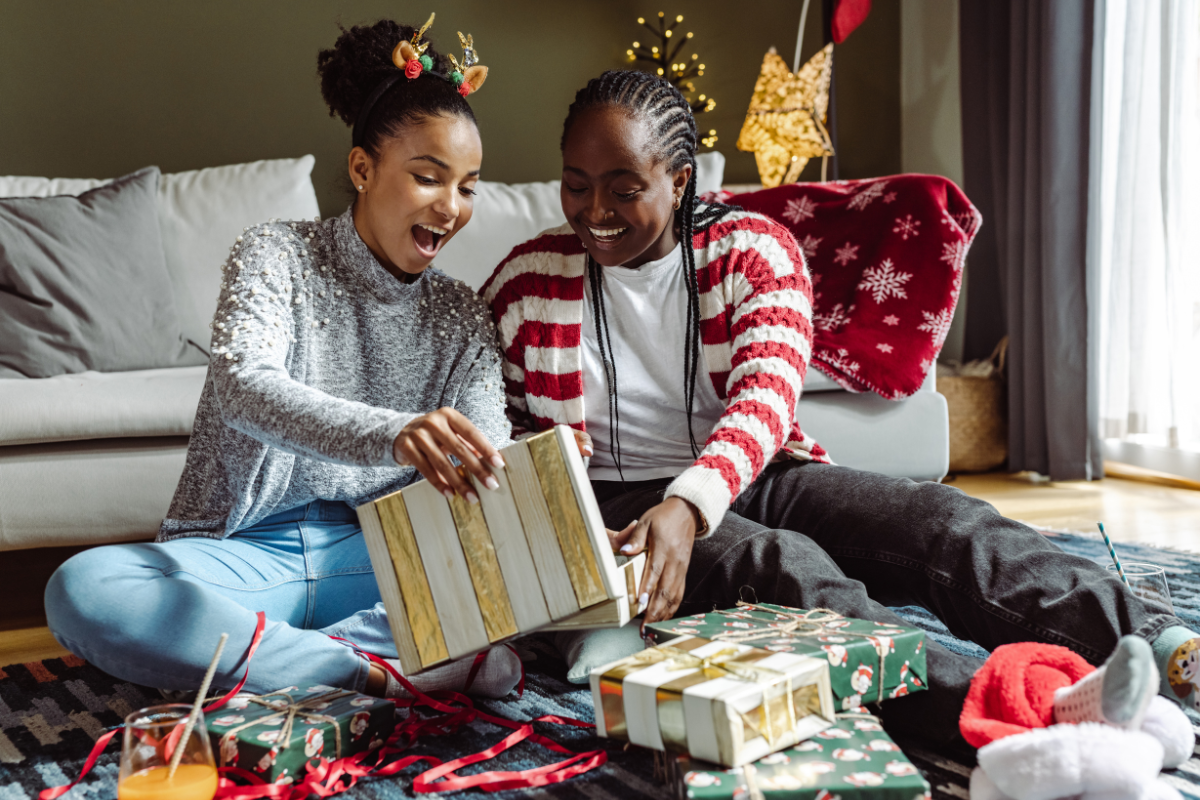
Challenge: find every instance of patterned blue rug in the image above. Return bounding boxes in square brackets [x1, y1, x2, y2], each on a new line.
[2, 531, 1198, 799]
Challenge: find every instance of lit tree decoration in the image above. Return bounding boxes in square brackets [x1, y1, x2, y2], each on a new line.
[626, 11, 718, 146]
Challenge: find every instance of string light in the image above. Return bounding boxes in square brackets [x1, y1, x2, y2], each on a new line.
[624, 10, 717, 146]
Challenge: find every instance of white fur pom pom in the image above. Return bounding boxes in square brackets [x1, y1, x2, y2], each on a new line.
[1140, 695, 1195, 769]
[977, 723, 1163, 800]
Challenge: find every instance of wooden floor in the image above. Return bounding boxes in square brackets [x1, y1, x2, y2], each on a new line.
[3, 469, 1199, 668]
[1, 626, 70, 666]
[950, 468, 1200, 551]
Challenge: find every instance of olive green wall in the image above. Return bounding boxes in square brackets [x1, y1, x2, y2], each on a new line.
[900, 0, 967, 363]
[0, 1, 900, 217]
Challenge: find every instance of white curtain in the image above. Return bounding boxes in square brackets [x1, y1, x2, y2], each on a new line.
[1090, 0, 1200, 453]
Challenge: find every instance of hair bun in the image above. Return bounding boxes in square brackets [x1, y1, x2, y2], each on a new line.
[317, 19, 450, 127]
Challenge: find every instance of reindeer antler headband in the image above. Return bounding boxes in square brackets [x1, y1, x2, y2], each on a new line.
[351, 13, 490, 149]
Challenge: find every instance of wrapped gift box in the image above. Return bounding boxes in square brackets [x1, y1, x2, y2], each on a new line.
[206, 684, 395, 783]
[590, 635, 835, 767]
[646, 605, 926, 711]
[665, 713, 931, 800]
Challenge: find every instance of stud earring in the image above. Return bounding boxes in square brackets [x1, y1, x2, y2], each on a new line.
[358, 185, 365, 192]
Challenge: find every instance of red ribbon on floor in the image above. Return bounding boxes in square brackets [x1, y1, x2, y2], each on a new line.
[330, 642, 603, 795]
[42, 613, 604, 799]
[38, 729, 119, 800]
[39, 612, 267, 800]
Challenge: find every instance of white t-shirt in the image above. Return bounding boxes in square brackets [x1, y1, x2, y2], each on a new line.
[581, 244, 727, 481]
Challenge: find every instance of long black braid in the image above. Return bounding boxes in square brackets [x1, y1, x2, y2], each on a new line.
[562, 70, 733, 478]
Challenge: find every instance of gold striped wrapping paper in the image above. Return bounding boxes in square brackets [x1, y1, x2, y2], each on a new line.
[590, 635, 835, 767]
[358, 426, 646, 675]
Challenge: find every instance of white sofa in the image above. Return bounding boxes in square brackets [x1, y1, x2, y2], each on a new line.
[0, 154, 947, 552]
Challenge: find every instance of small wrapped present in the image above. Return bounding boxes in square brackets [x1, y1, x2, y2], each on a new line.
[206, 684, 395, 784]
[590, 635, 835, 767]
[664, 712, 931, 800]
[646, 604, 927, 711]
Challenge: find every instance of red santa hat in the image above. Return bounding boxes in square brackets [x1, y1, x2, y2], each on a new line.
[959, 642, 1192, 800]
[958, 642, 1094, 748]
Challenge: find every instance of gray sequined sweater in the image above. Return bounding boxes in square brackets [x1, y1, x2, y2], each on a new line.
[158, 207, 511, 541]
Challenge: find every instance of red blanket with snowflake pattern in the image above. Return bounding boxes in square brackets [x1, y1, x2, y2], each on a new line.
[714, 175, 980, 400]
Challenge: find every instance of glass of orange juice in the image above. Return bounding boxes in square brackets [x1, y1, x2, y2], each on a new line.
[118, 704, 219, 800]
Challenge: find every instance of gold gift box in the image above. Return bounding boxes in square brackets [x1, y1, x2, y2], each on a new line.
[590, 635, 834, 767]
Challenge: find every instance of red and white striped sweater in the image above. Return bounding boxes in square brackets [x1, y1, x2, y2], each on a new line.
[480, 209, 831, 533]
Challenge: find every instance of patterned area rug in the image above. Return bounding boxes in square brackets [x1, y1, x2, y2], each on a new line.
[2, 531, 1198, 800]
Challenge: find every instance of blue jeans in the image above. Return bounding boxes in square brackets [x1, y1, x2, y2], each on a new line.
[45, 501, 398, 694]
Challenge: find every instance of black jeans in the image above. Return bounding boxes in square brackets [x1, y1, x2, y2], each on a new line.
[592, 461, 1182, 750]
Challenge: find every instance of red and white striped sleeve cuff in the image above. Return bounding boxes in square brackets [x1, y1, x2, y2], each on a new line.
[664, 463, 736, 538]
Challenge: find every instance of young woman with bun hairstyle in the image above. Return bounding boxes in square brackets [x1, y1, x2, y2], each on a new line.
[46, 18, 524, 701]
[483, 70, 1197, 748]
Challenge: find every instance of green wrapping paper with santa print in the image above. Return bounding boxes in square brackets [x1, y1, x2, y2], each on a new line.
[663, 713, 931, 800]
[590, 634, 836, 767]
[645, 605, 927, 712]
[205, 684, 395, 784]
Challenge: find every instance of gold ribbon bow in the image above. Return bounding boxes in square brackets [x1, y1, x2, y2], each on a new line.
[660, 644, 787, 688]
[601, 638, 822, 754]
[659, 643, 800, 747]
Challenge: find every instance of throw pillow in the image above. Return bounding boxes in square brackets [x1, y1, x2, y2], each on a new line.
[0, 156, 322, 353]
[0, 167, 204, 378]
[154, 156, 320, 351]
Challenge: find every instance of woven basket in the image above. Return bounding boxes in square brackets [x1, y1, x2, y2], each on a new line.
[941, 338, 1008, 473]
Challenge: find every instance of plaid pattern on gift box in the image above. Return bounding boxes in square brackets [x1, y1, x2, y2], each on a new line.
[646, 605, 926, 710]
[206, 684, 394, 783]
[665, 712, 931, 800]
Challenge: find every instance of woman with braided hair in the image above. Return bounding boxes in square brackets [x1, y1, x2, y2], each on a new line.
[482, 69, 1198, 751]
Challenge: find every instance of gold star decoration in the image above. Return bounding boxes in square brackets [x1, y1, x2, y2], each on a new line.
[736, 43, 835, 188]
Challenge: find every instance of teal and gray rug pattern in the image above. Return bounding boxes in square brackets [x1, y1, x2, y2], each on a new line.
[1, 531, 1197, 799]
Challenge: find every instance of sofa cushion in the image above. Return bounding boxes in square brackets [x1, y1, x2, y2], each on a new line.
[435, 152, 726, 289]
[0, 156, 322, 353]
[0, 168, 207, 379]
[0, 366, 207, 446]
[434, 180, 566, 290]
[155, 157, 321, 350]
[0, 437, 189, 551]
[798, 380, 948, 480]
